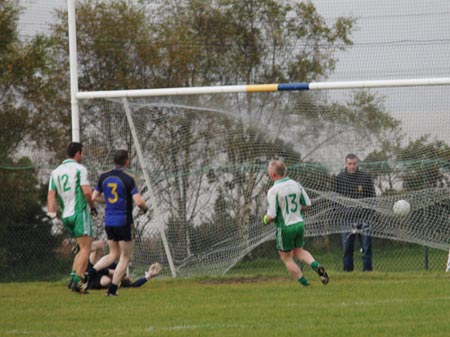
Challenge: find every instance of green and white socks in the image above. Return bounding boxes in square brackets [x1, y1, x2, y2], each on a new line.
[298, 276, 310, 286]
[311, 261, 320, 272]
[298, 261, 321, 287]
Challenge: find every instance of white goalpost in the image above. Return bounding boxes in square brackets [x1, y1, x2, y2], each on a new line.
[121, 98, 177, 277]
[447, 250, 450, 272]
[67, 0, 80, 142]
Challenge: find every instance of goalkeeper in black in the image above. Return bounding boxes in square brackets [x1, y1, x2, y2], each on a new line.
[334, 153, 376, 272]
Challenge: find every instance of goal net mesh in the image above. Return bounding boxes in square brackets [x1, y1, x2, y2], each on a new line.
[79, 87, 450, 277]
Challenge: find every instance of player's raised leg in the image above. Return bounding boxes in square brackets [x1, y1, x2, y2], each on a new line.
[294, 247, 329, 285]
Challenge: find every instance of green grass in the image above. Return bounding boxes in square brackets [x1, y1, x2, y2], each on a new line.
[229, 240, 448, 275]
[1, 272, 450, 337]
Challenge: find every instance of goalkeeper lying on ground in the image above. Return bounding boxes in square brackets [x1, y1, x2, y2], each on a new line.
[69, 240, 162, 290]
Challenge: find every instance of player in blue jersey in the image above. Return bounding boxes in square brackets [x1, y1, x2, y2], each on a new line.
[89, 150, 148, 296]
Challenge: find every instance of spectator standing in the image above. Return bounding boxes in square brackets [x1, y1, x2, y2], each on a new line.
[334, 153, 376, 272]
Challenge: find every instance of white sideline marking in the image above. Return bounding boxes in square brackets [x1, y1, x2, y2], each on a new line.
[147, 323, 261, 332]
[337, 296, 450, 307]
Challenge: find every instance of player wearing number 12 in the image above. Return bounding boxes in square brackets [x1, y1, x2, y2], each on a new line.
[264, 160, 329, 286]
[47, 142, 97, 294]
[90, 149, 148, 296]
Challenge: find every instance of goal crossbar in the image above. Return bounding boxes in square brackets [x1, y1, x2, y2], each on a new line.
[76, 77, 450, 100]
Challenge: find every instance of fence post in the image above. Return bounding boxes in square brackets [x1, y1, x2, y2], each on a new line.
[424, 246, 429, 270]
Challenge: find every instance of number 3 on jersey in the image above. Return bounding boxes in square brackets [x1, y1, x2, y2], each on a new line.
[107, 182, 118, 203]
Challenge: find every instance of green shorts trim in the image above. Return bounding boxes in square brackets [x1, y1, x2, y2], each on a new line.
[62, 208, 93, 238]
[275, 222, 305, 252]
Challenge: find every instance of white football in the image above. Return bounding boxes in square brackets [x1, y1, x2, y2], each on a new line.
[393, 199, 410, 216]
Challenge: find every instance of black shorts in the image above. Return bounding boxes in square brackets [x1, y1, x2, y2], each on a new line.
[87, 266, 109, 290]
[87, 274, 103, 290]
[105, 223, 135, 241]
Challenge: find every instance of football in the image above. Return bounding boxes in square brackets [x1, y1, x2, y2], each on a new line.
[393, 199, 410, 216]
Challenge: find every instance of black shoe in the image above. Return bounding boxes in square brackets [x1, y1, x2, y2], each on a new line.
[317, 266, 329, 285]
[71, 280, 89, 294]
[72, 243, 80, 255]
[83, 272, 90, 287]
[106, 291, 118, 297]
[67, 279, 73, 289]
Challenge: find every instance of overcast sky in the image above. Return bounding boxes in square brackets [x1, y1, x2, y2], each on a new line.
[313, 0, 450, 143]
[18, 0, 450, 143]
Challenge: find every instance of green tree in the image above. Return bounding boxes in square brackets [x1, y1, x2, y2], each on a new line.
[53, 1, 162, 92]
[364, 137, 450, 196]
[397, 136, 450, 191]
[46, 0, 165, 159]
[0, 1, 59, 156]
[0, 1, 64, 280]
[153, 0, 354, 87]
[0, 157, 62, 279]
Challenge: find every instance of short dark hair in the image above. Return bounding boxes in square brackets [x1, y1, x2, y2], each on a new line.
[345, 153, 359, 161]
[114, 150, 129, 166]
[66, 142, 83, 158]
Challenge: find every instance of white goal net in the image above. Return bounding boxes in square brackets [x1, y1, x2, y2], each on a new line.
[79, 87, 450, 277]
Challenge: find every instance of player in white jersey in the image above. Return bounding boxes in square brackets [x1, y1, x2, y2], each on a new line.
[264, 160, 329, 286]
[47, 142, 97, 293]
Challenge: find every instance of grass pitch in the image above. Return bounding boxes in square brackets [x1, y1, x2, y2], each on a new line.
[1, 272, 449, 337]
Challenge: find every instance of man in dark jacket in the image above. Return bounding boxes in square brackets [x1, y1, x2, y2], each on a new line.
[334, 153, 375, 272]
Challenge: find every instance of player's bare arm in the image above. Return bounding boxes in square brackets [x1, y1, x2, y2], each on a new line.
[47, 190, 57, 217]
[301, 205, 311, 212]
[91, 190, 105, 203]
[133, 194, 148, 213]
[81, 184, 96, 210]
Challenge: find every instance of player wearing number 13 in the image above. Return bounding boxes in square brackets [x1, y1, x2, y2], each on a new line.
[90, 149, 148, 296]
[264, 160, 329, 286]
